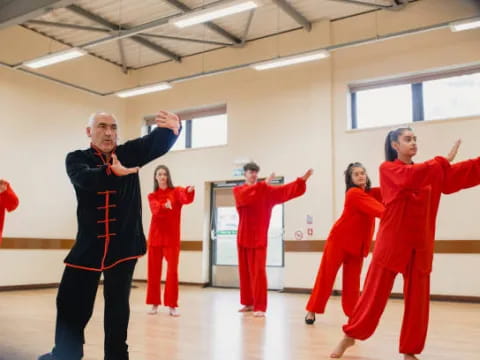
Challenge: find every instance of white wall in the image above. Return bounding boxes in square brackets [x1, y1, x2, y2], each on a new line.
[330, 18, 480, 294]
[1, 0, 480, 297]
[125, 1, 480, 296]
[0, 65, 126, 286]
[126, 57, 334, 286]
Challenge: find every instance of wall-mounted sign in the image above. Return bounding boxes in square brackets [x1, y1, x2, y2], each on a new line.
[294, 230, 304, 240]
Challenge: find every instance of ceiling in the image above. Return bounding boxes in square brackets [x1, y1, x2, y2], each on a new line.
[0, 0, 412, 72]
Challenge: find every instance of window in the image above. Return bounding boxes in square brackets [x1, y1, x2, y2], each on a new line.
[350, 66, 480, 129]
[354, 84, 412, 129]
[145, 104, 227, 151]
[191, 114, 227, 148]
[423, 73, 480, 121]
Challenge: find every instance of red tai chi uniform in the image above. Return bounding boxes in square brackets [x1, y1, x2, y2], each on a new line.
[146, 186, 195, 308]
[306, 187, 384, 317]
[234, 178, 306, 312]
[343, 156, 480, 354]
[0, 181, 19, 245]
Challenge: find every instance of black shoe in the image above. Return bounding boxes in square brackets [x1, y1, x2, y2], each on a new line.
[305, 313, 316, 325]
[38, 353, 57, 360]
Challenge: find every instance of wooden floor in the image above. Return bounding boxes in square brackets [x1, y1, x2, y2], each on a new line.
[0, 283, 479, 360]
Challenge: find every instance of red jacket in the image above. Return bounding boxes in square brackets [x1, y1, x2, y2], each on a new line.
[234, 178, 306, 248]
[147, 187, 195, 248]
[373, 156, 480, 274]
[0, 182, 19, 244]
[326, 187, 384, 257]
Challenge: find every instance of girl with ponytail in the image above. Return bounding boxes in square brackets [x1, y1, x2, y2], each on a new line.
[332, 128, 480, 360]
[305, 162, 384, 324]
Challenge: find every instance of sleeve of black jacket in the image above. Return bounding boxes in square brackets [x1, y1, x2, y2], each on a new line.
[66, 151, 118, 191]
[117, 126, 180, 168]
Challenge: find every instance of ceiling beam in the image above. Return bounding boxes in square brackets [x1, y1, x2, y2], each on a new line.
[26, 19, 111, 33]
[117, 39, 128, 74]
[26, 19, 230, 46]
[271, 0, 312, 31]
[67, 4, 181, 62]
[327, 0, 391, 9]
[20, 24, 125, 69]
[139, 33, 231, 46]
[0, 0, 76, 29]
[163, 0, 242, 44]
[241, 10, 255, 44]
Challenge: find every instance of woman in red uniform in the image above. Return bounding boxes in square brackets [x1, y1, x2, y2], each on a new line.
[0, 179, 19, 245]
[331, 128, 480, 360]
[304, 163, 384, 324]
[146, 165, 195, 317]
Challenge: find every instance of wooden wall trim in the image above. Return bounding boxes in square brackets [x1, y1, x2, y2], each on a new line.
[1, 238, 204, 251]
[132, 280, 208, 287]
[1, 238, 74, 249]
[284, 240, 326, 252]
[2, 238, 479, 253]
[0, 283, 59, 292]
[433, 240, 480, 253]
[284, 240, 480, 254]
[180, 241, 203, 251]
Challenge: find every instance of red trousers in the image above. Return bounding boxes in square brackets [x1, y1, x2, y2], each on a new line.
[343, 251, 430, 355]
[306, 242, 364, 317]
[238, 247, 267, 312]
[146, 246, 180, 307]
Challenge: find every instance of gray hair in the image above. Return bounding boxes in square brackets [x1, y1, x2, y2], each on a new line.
[87, 112, 118, 128]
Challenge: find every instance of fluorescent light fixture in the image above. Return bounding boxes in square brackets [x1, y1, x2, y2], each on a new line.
[450, 17, 480, 32]
[23, 48, 86, 69]
[252, 50, 330, 71]
[115, 82, 172, 98]
[171, 0, 259, 28]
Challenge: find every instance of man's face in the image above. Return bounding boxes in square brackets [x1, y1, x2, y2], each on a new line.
[244, 169, 258, 185]
[87, 114, 118, 154]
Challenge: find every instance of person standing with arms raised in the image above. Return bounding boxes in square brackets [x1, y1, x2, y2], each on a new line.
[234, 162, 313, 317]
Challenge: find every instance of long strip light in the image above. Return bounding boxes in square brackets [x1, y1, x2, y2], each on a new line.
[252, 50, 330, 71]
[171, 0, 259, 28]
[115, 82, 172, 98]
[23, 48, 86, 69]
[449, 17, 480, 32]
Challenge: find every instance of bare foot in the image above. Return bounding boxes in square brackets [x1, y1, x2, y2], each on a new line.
[148, 305, 159, 315]
[253, 311, 265, 317]
[403, 354, 419, 360]
[238, 305, 253, 312]
[330, 335, 355, 358]
[169, 307, 180, 317]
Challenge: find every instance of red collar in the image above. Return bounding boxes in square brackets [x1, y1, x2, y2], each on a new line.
[90, 143, 117, 165]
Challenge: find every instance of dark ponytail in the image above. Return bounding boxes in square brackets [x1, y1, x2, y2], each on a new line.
[385, 127, 412, 161]
[345, 162, 371, 192]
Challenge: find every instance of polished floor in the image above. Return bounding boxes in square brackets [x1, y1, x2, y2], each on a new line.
[0, 283, 479, 360]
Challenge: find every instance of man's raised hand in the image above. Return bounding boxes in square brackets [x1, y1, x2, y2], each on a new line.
[111, 154, 139, 176]
[155, 110, 181, 136]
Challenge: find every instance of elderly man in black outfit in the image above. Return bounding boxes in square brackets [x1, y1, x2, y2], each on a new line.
[39, 110, 180, 360]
